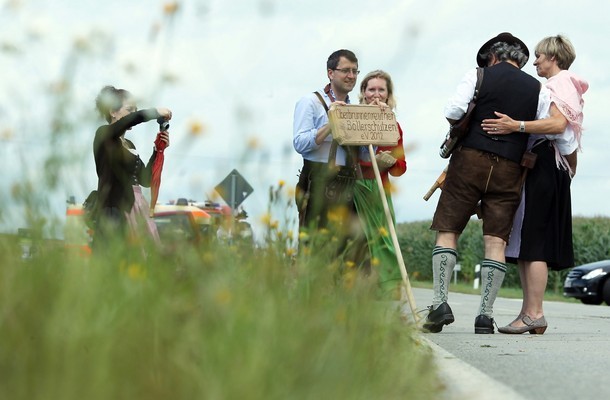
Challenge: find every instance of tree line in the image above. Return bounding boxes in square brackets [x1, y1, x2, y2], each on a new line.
[396, 217, 610, 293]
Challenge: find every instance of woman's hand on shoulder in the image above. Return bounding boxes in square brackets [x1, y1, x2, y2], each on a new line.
[157, 108, 172, 120]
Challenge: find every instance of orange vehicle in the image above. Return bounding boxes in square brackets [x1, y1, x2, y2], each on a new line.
[190, 200, 225, 231]
[64, 198, 213, 255]
[152, 204, 213, 246]
[64, 203, 93, 257]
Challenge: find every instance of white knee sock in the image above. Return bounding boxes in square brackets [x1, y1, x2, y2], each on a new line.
[432, 246, 457, 308]
[479, 259, 507, 317]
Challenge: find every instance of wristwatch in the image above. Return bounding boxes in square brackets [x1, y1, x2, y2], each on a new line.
[519, 121, 525, 133]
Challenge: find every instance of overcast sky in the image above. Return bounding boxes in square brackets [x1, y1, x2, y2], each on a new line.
[1, 0, 607, 239]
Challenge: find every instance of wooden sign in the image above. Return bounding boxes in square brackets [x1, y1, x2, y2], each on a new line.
[328, 104, 400, 146]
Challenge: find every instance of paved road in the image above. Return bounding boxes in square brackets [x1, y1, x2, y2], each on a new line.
[409, 287, 610, 400]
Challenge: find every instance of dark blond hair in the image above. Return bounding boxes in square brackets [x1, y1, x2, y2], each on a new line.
[535, 35, 576, 70]
[95, 85, 133, 123]
[358, 70, 396, 110]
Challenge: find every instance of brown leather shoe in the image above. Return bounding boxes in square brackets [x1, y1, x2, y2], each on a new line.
[498, 315, 547, 335]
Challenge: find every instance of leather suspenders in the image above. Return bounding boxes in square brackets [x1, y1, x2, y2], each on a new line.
[313, 91, 362, 178]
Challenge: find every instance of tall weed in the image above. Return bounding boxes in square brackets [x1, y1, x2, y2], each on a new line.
[0, 222, 439, 400]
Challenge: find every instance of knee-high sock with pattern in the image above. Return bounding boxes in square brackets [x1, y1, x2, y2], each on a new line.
[479, 259, 507, 317]
[432, 246, 457, 308]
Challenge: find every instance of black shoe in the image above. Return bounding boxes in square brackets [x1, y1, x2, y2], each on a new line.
[474, 314, 495, 334]
[422, 302, 455, 333]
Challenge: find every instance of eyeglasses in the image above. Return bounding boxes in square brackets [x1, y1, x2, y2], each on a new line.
[333, 68, 360, 75]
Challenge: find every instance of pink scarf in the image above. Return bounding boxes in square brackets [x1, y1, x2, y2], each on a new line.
[545, 70, 588, 174]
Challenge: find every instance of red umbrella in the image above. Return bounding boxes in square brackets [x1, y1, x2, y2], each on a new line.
[149, 118, 169, 217]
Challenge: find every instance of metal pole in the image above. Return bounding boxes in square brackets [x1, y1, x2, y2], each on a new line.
[226, 173, 237, 244]
[230, 173, 237, 212]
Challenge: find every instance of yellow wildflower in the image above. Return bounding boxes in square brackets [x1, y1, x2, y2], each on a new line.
[247, 136, 260, 149]
[378, 226, 389, 237]
[163, 1, 179, 15]
[260, 213, 271, 226]
[343, 270, 356, 289]
[213, 288, 232, 305]
[202, 252, 215, 264]
[127, 263, 146, 281]
[0, 128, 13, 140]
[327, 206, 349, 223]
[335, 308, 347, 323]
[188, 119, 205, 136]
[73, 36, 89, 51]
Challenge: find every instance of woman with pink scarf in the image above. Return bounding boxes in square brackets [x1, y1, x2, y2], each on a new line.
[481, 35, 588, 334]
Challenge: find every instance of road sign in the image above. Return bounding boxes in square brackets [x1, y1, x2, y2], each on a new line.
[214, 169, 254, 210]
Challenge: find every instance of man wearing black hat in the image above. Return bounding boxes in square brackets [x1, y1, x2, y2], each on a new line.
[424, 33, 552, 334]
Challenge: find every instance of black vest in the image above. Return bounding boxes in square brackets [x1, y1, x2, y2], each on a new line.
[461, 62, 541, 163]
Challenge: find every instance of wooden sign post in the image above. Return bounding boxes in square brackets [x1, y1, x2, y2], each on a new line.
[328, 104, 420, 324]
[328, 104, 400, 146]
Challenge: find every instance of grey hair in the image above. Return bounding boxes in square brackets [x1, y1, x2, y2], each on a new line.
[480, 42, 529, 69]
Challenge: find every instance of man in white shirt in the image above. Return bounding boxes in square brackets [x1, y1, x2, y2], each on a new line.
[424, 33, 552, 334]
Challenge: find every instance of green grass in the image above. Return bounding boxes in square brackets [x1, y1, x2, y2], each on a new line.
[411, 280, 581, 303]
[0, 233, 441, 400]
